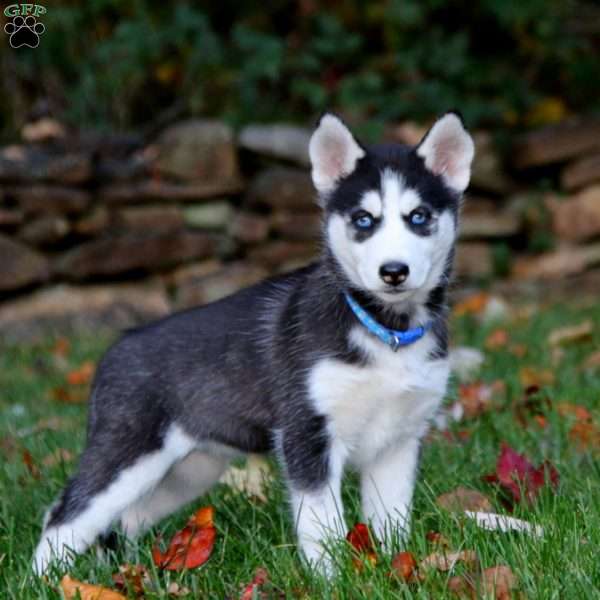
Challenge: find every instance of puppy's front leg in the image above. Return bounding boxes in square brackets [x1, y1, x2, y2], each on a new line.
[280, 428, 346, 574]
[361, 437, 420, 548]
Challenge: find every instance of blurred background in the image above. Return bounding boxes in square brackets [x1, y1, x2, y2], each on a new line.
[1, 0, 600, 339]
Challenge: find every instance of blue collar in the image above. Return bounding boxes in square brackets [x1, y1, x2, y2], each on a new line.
[344, 292, 431, 351]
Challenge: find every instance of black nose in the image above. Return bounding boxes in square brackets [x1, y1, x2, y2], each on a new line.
[379, 262, 410, 286]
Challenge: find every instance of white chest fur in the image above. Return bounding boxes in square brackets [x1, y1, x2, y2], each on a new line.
[308, 326, 449, 466]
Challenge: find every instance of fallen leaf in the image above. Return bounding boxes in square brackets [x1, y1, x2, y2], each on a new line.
[513, 386, 551, 428]
[22, 449, 41, 479]
[548, 320, 593, 346]
[557, 403, 592, 422]
[483, 443, 559, 505]
[519, 367, 555, 389]
[448, 573, 476, 598]
[16, 416, 72, 437]
[437, 487, 493, 513]
[167, 582, 191, 597]
[42, 448, 74, 467]
[458, 381, 505, 419]
[219, 455, 273, 502]
[569, 422, 600, 452]
[453, 293, 491, 317]
[66, 361, 96, 386]
[51, 337, 71, 358]
[152, 506, 216, 570]
[420, 549, 478, 572]
[240, 567, 269, 600]
[390, 551, 418, 581]
[112, 564, 149, 597]
[346, 523, 377, 568]
[60, 575, 126, 600]
[464, 511, 543, 537]
[481, 565, 518, 600]
[485, 329, 509, 350]
[51, 386, 88, 404]
[508, 343, 527, 358]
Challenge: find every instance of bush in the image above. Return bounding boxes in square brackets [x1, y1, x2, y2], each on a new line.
[1, 0, 598, 136]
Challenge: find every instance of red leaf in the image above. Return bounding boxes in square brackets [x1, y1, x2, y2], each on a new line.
[152, 506, 216, 570]
[390, 551, 418, 581]
[484, 443, 559, 505]
[346, 523, 377, 569]
[239, 567, 268, 600]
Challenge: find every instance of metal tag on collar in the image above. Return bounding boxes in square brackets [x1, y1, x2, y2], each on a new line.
[390, 335, 401, 352]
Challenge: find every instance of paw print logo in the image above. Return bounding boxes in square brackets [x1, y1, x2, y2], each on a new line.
[4, 15, 45, 48]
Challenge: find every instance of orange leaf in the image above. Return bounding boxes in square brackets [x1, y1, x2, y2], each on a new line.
[519, 367, 555, 389]
[239, 567, 269, 600]
[569, 422, 600, 452]
[51, 337, 71, 357]
[390, 551, 417, 581]
[152, 506, 216, 570]
[60, 575, 126, 600]
[458, 381, 505, 419]
[556, 403, 592, 422]
[51, 386, 88, 404]
[485, 329, 509, 350]
[66, 361, 96, 386]
[436, 486, 493, 512]
[453, 293, 490, 317]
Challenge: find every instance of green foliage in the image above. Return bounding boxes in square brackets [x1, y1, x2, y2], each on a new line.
[1, 0, 599, 134]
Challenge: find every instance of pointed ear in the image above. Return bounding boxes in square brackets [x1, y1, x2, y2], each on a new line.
[309, 113, 365, 194]
[416, 112, 475, 193]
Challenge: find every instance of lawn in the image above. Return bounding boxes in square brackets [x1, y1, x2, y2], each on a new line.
[1, 299, 599, 598]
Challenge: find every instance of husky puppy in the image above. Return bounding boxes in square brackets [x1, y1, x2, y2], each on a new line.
[34, 112, 474, 575]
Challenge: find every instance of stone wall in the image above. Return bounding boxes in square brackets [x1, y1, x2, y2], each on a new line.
[1, 116, 599, 339]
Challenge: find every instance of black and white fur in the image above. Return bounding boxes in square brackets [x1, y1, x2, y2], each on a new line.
[34, 112, 474, 575]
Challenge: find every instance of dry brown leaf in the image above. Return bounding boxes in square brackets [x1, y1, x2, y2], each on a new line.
[426, 531, 450, 547]
[22, 449, 41, 479]
[60, 575, 126, 600]
[509, 344, 527, 358]
[458, 381, 505, 418]
[436, 487, 493, 513]
[42, 448, 74, 467]
[556, 403, 592, 422]
[17, 416, 72, 437]
[485, 329, 509, 350]
[569, 422, 600, 452]
[51, 337, 71, 358]
[51, 386, 88, 404]
[481, 565, 518, 600]
[66, 361, 96, 386]
[420, 550, 478, 572]
[167, 582, 191, 597]
[453, 293, 490, 317]
[519, 367, 555, 389]
[390, 551, 418, 582]
[112, 564, 149, 597]
[548, 320, 593, 346]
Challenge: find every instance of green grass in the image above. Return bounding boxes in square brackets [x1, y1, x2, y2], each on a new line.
[1, 301, 600, 598]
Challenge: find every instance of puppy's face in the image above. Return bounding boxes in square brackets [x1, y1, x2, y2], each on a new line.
[309, 113, 474, 304]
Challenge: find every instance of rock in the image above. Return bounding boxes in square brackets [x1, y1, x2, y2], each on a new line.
[547, 186, 600, 242]
[183, 202, 232, 230]
[460, 201, 521, 238]
[0, 235, 49, 292]
[454, 242, 494, 278]
[10, 185, 90, 215]
[55, 231, 215, 280]
[512, 117, 600, 169]
[247, 240, 318, 270]
[229, 212, 271, 244]
[21, 118, 66, 143]
[0, 283, 170, 341]
[470, 132, 515, 194]
[19, 216, 70, 246]
[153, 120, 239, 183]
[561, 153, 600, 191]
[113, 206, 183, 233]
[238, 123, 311, 166]
[246, 167, 315, 210]
[175, 262, 269, 309]
[0, 149, 91, 184]
[100, 179, 244, 205]
[270, 210, 322, 240]
[72, 207, 110, 236]
[162, 259, 223, 289]
[0, 208, 24, 227]
[512, 243, 600, 280]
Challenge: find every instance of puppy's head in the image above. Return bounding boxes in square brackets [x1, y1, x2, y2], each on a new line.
[309, 112, 474, 304]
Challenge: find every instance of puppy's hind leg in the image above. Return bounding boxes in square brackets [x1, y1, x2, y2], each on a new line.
[120, 450, 230, 538]
[33, 424, 195, 574]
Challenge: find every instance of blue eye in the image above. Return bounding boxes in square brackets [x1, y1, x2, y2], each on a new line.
[409, 209, 430, 226]
[353, 213, 374, 229]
